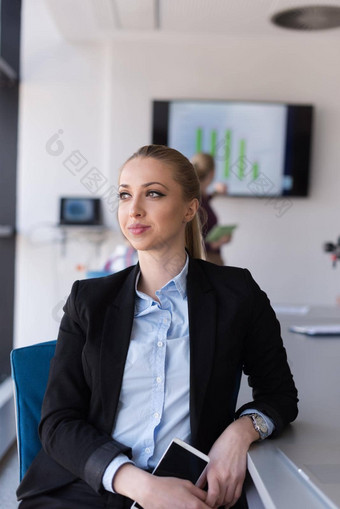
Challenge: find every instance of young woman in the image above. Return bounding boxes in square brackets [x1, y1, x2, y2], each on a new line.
[18, 145, 298, 509]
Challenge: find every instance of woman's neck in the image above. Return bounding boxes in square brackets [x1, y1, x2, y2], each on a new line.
[137, 249, 187, 300]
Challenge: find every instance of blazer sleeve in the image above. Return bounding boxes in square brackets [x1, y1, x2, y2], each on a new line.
[38, 280, 132, 494]
[235, 269, 298, 435]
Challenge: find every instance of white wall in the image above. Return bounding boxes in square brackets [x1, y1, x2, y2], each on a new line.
[107, 37, 340, 307]
[15, 0, 122, 347]
[15, 0, 340, 347]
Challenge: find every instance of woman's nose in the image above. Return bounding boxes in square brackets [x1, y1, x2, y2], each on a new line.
[129, 197, 144, 218]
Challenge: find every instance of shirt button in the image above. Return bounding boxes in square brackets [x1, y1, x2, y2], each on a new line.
[157, 341, 163, 347]
[154, 412, 160, 419]
[156, 377, 162, 384]
[145, 447, 151, 454]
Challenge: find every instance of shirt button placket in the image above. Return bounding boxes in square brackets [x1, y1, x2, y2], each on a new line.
[152, 314, 166, 434]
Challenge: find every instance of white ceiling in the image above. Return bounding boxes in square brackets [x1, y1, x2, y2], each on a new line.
[45, 0, 340, 40]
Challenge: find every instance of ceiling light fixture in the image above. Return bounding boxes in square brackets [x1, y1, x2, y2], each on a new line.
[271, 5, 340, 30]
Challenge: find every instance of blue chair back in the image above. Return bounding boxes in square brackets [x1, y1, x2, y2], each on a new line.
[10, 340, 57, 480]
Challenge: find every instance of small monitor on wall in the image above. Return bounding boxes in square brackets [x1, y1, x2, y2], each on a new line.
[59, 197, 102, 226]
[152, 99, 314, 197]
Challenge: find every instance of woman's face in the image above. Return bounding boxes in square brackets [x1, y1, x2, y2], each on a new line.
[118, 157, 198, 254]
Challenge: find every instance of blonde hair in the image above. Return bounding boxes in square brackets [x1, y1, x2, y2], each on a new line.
[191, 153, 215, 182]
[121, 145, 206, 259]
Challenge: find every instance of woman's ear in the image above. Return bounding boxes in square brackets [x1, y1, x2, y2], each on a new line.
[184, 198, 199, 223]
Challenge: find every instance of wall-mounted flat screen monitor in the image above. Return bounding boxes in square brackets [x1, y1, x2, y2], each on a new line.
[59, 197, 102, 226]
[152, 100, 313, 197]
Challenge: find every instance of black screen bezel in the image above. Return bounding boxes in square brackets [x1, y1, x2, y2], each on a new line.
[152, 99, 313, 198]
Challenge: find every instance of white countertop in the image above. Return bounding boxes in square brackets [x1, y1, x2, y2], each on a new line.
[237, 306, 340, 508]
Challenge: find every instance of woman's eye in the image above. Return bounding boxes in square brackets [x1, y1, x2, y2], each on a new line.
[118, 192, 130, 200]
[147, 191, 165, 198]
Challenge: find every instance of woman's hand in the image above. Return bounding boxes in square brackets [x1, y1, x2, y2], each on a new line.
[113, 463, 211, 509]
[139, 476, 212, 509]
[203, 417, 260, 508]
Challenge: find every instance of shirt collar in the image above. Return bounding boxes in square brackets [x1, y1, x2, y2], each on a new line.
[164, 254, 188, 299]
[135, 254, 188, 305]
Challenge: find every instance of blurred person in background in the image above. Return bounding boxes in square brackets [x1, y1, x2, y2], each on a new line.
[191, 153, 231, 265]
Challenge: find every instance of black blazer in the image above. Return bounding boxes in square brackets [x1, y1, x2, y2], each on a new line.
[18, 258, 298, 500]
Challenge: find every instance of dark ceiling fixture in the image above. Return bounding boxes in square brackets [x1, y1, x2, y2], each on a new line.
[271, 5, 340, 30]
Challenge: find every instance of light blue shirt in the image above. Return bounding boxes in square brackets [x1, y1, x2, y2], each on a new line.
[102, 257, 274, 492]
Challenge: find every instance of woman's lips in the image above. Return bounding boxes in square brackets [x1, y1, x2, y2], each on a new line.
[128, 224, 150, 235]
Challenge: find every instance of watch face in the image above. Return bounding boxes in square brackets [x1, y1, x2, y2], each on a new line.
[254, 415, 268, 433]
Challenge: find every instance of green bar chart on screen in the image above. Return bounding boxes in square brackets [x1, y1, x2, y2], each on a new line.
[194, 127, 260, 182]
[196, 127, 203, 153]
[224, 129, 231, 178]
[167, 100, 287, 196]
[210, 130, 217, 156]
[238, 139, 246, 180]
[252, 162, 259, 180]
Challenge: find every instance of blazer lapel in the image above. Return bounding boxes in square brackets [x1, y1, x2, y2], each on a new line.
[100, 265, 139, 429]
[187, 259, 217, 443]
[99, 259, 217, 439]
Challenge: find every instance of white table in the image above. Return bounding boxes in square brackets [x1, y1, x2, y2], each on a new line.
[237, 307, 340, 508]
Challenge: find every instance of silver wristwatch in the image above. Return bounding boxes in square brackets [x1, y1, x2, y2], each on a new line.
[245, 413, 269, 440]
